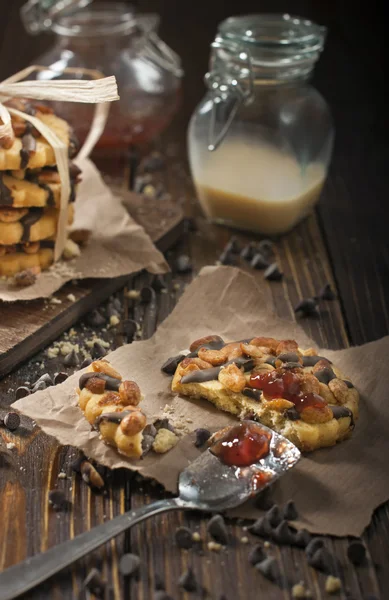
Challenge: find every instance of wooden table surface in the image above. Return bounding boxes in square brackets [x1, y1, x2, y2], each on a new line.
[0, 1, 388, 599]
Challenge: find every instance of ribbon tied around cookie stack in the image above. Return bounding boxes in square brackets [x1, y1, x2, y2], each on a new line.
[0, 65, 119, 262]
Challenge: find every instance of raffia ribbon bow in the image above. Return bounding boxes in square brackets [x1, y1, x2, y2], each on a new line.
[0, 65, 119, 260]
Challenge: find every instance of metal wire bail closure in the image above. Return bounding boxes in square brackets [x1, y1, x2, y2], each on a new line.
[205, 40, 254, 152]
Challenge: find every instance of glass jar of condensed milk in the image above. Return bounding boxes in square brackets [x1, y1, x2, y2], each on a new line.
[188, 14, 334, 235]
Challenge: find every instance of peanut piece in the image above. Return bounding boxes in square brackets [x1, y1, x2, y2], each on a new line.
[198, 347, 228, 366]
[119, 380, 141, 406]
[218, 363, 246, 392]
[303, 348, 318, 356]
[299, 373, 321, 395]
[300, 404, 333, 424]
[92, 360, 122, 380]
[189, 335, 224, 352]
[265, 398, 294, 411]
[250, 337, 279, 353]
[318, 382, 336, 404]
[312, 359, 332, 373]
[328, 378, 349, 404]
[276, 340, 299, 355]
[240, 343, 267, 359]
[85, 376, 106, 395]
[120, 410, 147, 436]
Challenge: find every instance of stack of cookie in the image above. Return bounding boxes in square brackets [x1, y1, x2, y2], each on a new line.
[0, 99, 81, 277]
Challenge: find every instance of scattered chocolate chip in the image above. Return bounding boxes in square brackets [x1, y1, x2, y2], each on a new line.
[54, 372, 69, 385]
[118, 553, 140, 577]
[31, 380, 47, 393]
[254, 489, 274, 510]
[255, 556, 278, 581]
[294, 528, 311, 548]
[107, 303, 120, 319]
[308, 546, 334, 573]
[294, 298, 319, 317]
[343, 380, 354, 389]
[175, 527, 194, 549]
[154, 592, 173, 600]
[175, 255, 192, 274]
[314, 367, 336, 384]
[71, 453, 86, 474]
[248, 517, 272, 538]
[83, 568, 105, 597]
[152, 275, 168, 291]
[81, 461, 105, 489]
[283, 500, 298, 520]
[15, 386, 30, 400]
[240, 243, 256, 261]
[36, 373, 53, 387]
[207, 514, 228, 545]
[250, 253, 269, 270]
[265, 356, 277, 367]
[161, 354, 185, 374]
[242, 387, 262, 401]
[266, 505, 282, 527]
[154, 418, 176, 433]
[194, 428, 211, 448]
[306, 537, 324, 557]
[64, 349, 79, 367]
[141, 435, 155, 456]
[3, 412, 20, 431]
[178, 567, 198, 592]
[248, 544, 266, 565]
[272, 520, 296, 545]
[86, 309, 106, 327]
[140, 286, 155, 303]
[319, 283, 336, 301]
[258, 239, 274, 257]
[122, 319, 138, 342]
[143, 154, 165, 172]
[264, 263, 283, 281]
[224, 237, 240, 254]
[347, 540, 366, 565]
[144, 424, 157, 438]
[80, 358, 93, 369]
[48, 490, 67, 511]
[218, 249, 235, 265]
[285, 407, 300, 420]
[92, 342, 106, 359]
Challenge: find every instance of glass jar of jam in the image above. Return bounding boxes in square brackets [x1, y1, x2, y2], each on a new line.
[188, 14, 334, 235]
[27, 2, 183, 156]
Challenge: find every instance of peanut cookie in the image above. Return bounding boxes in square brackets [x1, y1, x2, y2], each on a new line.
[77, 360, 147, 458]
[0, 204, 74, 245]
[0, 247, 53, 277]
[166, 336, 359, 452]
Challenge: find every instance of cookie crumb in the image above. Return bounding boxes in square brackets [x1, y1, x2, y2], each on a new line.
[192, 532, 201, 542]
[240, 536, 249, 544]
[325, 576, 341, 594]
[47, 347, 60, 359]
[6, 442, 16, 450]
[292, 582, 311, 598]
[67, 293, 76, 302]
[58, 472, 67, 479]
[207, 541, 222, 552]
[63, 239, 81, 260]
[264, 541, 271, 548]
[109, 315, 120, 327]
[152, 429, 179, 454]
[126, 289, 141, 300]
[50, 296, 62, 305]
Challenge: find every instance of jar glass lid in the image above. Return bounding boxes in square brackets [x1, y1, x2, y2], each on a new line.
[21, 0, 94, 34]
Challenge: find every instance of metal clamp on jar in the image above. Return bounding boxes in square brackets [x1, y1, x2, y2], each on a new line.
[188, 14, 334, 235]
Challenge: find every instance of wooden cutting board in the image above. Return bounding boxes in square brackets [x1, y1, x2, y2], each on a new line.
[0, 191, 185, 377]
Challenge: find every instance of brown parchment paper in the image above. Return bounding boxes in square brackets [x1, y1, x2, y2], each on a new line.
[13, 266, 389, 536]
[0, 158, 168, 302]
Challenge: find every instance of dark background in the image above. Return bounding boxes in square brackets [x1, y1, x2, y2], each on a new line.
[0, 0, 388, 344]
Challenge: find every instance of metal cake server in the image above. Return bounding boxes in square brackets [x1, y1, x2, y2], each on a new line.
[0, 422, 300, 600]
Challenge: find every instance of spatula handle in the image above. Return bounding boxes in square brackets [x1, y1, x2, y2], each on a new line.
[0, 497, 181, 600]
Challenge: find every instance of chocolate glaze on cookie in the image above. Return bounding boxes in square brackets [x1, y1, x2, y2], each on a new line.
[20, 208, 44, 242]
[330, 405, 354, 427]
[79, 372, 121, 391]
[0, 174, 13, 206]
[95, 410, 132, 427]
[302, 355, 332, 367]
[181, 357, 254, 384]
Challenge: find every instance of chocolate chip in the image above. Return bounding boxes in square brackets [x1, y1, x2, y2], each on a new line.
[282, 362, 302, 370]
[141, 435, 155, 456]
[207, 514, 228, 545]
[161, 354, 185, 374]
[140, 286, 155, 303]
[294, 298, 319, 317]
[15, 386, 30, 400]
[242, 387, 262, 401]
[122, 319, 138, 342]
[319, 283, 336, 301]
[86, 309, 106, 328]
[264, 263, 283, 281]
[154, 592, 174, 600]
[71, 453, 86, 474]
[283, 500, 298, 520]
[265, 356, 277, 367]
[3, 412, 20, 431]
[175, 527, 194, 549]
[36, 373, 53, 387]
[31, 380, 47, 393]
[52, 373, 67, 387]
[48, 490, 67, 511]
[154, 418, 176, 433]
[224, 236, 240, 254]
[272, 520, 295, 545]
[306, 537, 324, 557]
[258, 239, 274, 257]
[308, 546, 334, 573]
[83, 568, 105, 597]
[266, 505, 282, 527]
[314, 367, 336, 384]
[143, 424, 157, 438]
[152, 275, 168, 291]
[248, 544, 266, 565]
[80, 358, 92, 369]
[285, 407, 300, 420]
[347, 540, 366, 565]
[118, 553, 140, 577]
[64, 349, 79, 367]
[240, 243, 256, 261]
[143, 154, 165, 172]
[248, 517, 272, 538]
[250, 253, 269, 270]
[343, 379, 354, 389]
[194, 428, 211, 448]
[218, 249, 235, 265]
[294, 528, 311, 548]
[92, 342, 106, 359]
[255, 556, 278, 581]
[254, 489, 274, 510]
[175, 255, 192, 274]
[178, 567, 198, 592]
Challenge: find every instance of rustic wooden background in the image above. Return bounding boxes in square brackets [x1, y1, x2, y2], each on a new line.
[0, 1, 388, 599]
